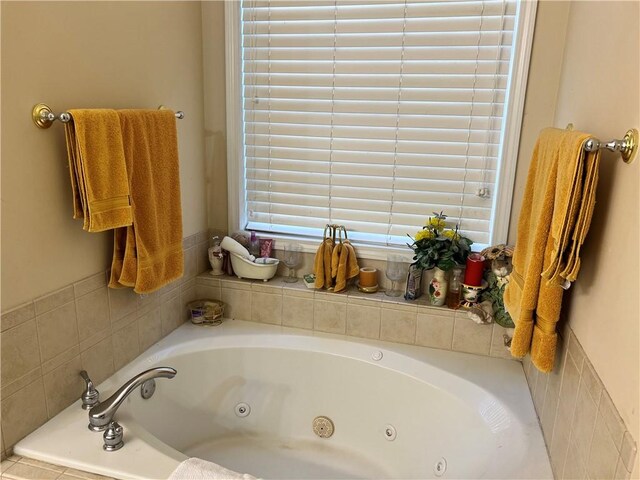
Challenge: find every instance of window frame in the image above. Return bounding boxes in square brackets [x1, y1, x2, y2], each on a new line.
[225, 0, 538, 259]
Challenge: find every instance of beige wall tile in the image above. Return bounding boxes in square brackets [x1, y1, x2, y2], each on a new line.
[108, 287, 138, 322]
[36, 302, 78, 363]
[563, 437, 588, 480]
[43, 356, 83, 418]
[451, 317, 492, 356]
[138, 306, 163, 351]
[557, 354, 581, 419]
[533, 371, 549, 416]
[588, 411, 621, 480]
[75, 288, 109, 343]
[221, 288, 251, 321]
[183, 234, 197, 249]
[346, 304, 380, 340]
[137, 292, 160, 318]
[41, 346, 80, 376]
[80, 337, 115, 386]
[112, 321, 140, 370]
[79, 327, 110, 353]
[195, 275, 221, 288]
[252, 282, 283, 294]
[620, 431, 637, 473]
[571, 380, 598, 463]
[1, 366, 42, 400]
[313, 300, 346, 334]
[550, 409, 571, 478]
[540, 393, 558, 446]
[567, 330, 585, 372]
[581, 358, 603, 405]
[181, 285, 199, 316]
[183, 246, 198, 281]
[614, 456, 632, 480]
[111, 310, 137, 335]
[251, 292, 283, 325]
[1, 302, 35, 333]
[1, 320, 40, 385]
[1, 378, 47, 448]
[544, 335, 567, 405]
[161, 293, 183, 336]
[34, 287, 74, 316]
[73, 272, 107, 298]
[489, 324, 514, 360]
[380, 308, 416, 344]
[416, 313, 454, 350]
[282, 296, 314, 330]
[220, 278, 253, 291]
[599, 391, 627, 450]
[196, 284, 221, 302]
[3, 461, 60, 480]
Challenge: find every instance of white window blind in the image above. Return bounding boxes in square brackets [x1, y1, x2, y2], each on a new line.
[240, 0, 520, 247]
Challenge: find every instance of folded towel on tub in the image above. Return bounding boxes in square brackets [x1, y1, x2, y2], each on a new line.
[169, 458, 258, 480]
[109, 109, 184, 293]
[64, 109, 133, 232]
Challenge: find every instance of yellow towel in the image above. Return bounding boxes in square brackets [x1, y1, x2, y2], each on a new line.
[331, 242, 343, 279]
[504, 127, 598, 372]
[109, 109, 184, 294]
[334, 240, 360, 293]
[64, 109, 132, 232]
[314, 240, 326, 288]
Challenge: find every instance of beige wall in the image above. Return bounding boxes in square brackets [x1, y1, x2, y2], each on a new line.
[1, 1, 208, 311]
[553, 0, 640, 459]
[510, 0, 640, 472]
[201, 1, 229, 237]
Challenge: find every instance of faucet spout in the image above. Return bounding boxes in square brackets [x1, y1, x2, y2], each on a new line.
[88, 367, 176, 431]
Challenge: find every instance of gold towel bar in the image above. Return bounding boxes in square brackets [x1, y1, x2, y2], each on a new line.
[32, 103, 185, 129]
[566, 124, 638, 164]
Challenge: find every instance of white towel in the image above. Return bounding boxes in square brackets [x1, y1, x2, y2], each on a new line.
[168, 458, 257, 480]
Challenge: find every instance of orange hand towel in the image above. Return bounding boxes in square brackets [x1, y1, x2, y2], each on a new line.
[504, 127, 597, 373]
[64, 109, 132, 232]
[109, 109, 183, 294]
[314, 240, 326, 288]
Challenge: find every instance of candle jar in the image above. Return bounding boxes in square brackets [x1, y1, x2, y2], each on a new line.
[464, 253, 485, 286]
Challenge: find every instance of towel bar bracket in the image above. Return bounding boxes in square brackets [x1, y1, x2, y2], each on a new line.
[584, 128, 638, 164]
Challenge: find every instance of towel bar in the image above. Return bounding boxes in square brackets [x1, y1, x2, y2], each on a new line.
[32, 104, 185, 129]
[566, 124, 638, 164]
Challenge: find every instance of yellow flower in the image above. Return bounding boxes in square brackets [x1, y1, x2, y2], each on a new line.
[415, 229, 434, 242]
[443, 229, 460, 241]
[428, 217, 446, 231]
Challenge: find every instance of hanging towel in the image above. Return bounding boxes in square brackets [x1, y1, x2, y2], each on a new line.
[504, 127, 599, 373]
[168, 458, 257, 480]
[109, 109, 184, 293]
[64, 109, 132, 232]
[323, 237, 334, 288]
[334, 240, 360, 293]
[313, 240, 326, 288]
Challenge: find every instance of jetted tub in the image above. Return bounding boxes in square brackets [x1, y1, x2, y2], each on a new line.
[16, 320, 552, 479]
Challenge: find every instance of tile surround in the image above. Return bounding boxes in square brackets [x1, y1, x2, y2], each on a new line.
[0, 232, 210, 458]
[0, 455, 113, 480]
[194, 273, 512, 360]
[524, 326, 638, 479]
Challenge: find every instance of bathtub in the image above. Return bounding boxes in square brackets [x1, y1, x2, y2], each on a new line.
[16, 320, 552, 479]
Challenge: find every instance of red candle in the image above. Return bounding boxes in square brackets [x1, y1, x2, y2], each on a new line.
[464, 253, 485, 286]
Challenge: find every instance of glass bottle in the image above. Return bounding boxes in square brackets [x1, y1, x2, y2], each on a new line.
[447, 267, 462, 309]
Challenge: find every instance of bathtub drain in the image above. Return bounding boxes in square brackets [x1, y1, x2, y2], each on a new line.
[312, 416, 334, 438]
[434, 457, 447, 477]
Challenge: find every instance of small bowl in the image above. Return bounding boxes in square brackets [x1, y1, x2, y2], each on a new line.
[229, 253, 279, 282]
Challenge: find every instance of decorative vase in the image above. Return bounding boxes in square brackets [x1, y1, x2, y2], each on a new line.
[429, 267, 448, 306]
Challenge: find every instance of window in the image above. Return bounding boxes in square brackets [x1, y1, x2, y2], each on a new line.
[226, 0, 536, 254]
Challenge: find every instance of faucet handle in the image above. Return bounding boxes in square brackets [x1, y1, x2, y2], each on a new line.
[80, 370, 99, 410]
[103, 421, 124, 452]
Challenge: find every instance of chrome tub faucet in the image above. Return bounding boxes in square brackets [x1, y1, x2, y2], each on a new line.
[81, 367, 177, 451]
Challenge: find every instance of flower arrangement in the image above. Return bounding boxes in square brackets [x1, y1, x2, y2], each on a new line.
[407, 212, 473, 271]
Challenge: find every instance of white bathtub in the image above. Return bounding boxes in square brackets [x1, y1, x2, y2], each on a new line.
[16, 320, 552, 479]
